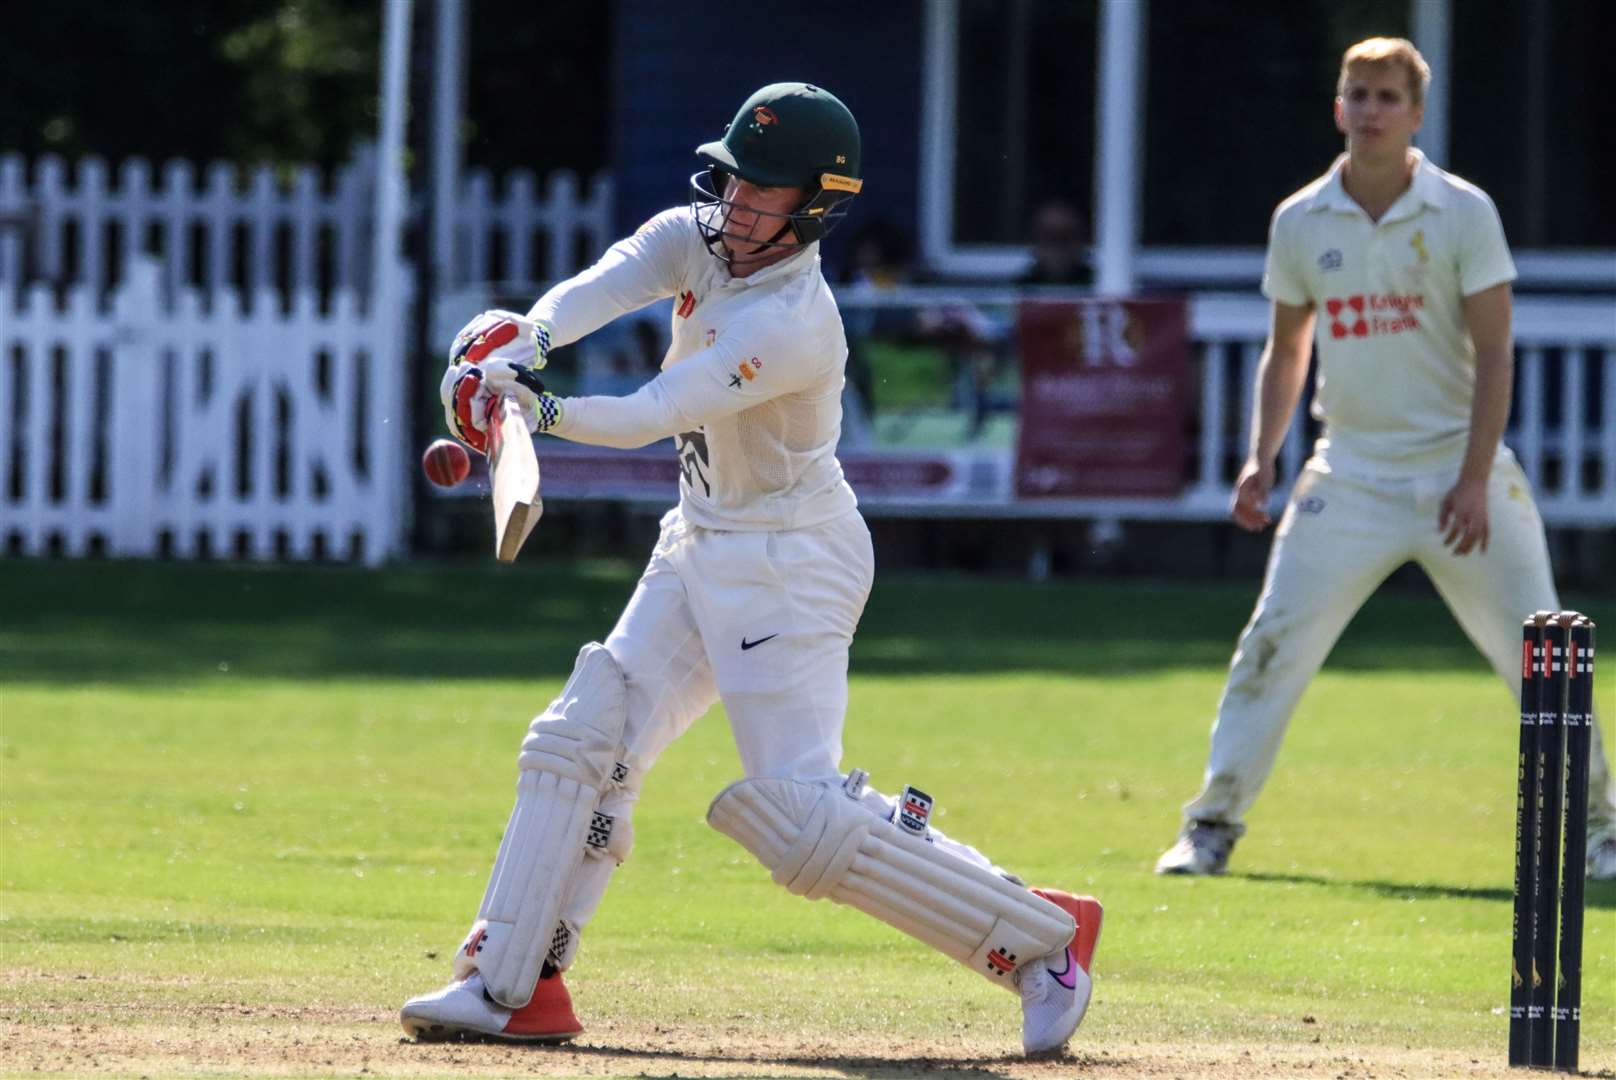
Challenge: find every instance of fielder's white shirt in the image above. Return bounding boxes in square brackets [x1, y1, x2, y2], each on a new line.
[1262, 149, 1517, 478]
[528, 207, 857, 531]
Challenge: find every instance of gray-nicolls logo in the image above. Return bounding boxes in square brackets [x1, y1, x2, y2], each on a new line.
[586, 812, 614, 852]
[546, 922, 572, 967]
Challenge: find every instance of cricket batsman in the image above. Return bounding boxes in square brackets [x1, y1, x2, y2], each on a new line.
[400, 82, 1104, 1055]
[1155, 39, 1616, 879]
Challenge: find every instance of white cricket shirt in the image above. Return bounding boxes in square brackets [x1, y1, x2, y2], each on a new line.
[1262, 149, 1517, 478]
[528, 207, 857, 531]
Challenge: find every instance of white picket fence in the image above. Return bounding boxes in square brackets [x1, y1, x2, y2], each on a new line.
[1, 259, 411, 564]
[0, 149, 613, 301]
[0, 149, 612, 565]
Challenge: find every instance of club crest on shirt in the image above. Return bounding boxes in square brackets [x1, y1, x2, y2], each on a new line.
[1317, 249, 1344, 272]
[1405, 229, 1432, 281]
[704, 328, 716, 348]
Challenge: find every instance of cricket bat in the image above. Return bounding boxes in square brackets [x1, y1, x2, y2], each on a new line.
[486, 393, 542, 562]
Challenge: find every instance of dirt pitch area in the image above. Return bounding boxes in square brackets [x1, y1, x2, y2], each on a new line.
[3, 1004, 1607, 1080]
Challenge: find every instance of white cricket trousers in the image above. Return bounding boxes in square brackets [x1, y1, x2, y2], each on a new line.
[1183, 448, 1615, 838]
[566, 506, 1001, 932]
[604, 506, 875, 787]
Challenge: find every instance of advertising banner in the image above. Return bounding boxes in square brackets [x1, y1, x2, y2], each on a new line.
[1015, 298, 1189, 497]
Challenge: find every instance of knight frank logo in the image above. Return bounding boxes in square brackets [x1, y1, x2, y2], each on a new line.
[986, 946, 1018, 976]
[463, 927, 486, 958]
[1324, 293, 1424, 339]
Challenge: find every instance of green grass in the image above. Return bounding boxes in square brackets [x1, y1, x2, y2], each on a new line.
[0, 559, 1611, 1076]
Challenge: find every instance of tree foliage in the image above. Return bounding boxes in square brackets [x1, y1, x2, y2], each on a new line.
[0, 0, 608, 174]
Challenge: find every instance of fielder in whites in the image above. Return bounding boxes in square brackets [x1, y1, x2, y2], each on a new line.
[402, 82, 1104, 1055]
[1156, 38, 1616, 879]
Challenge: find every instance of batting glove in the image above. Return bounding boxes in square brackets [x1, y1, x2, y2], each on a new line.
[449, 363, 562, 454]
[448, 309, 551, 370]
[440, 311, 558, 451]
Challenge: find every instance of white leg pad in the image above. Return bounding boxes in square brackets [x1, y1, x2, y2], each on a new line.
[549, 787, 636, 972]
[454, 643, 627, 1008]
[707, 776, 1074, 990]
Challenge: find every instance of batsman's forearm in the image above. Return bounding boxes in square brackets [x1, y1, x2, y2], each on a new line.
[1247, 345, 1310, 463]
[549, 380, 694, 450]
[1458, 346, 1513, 484]
[526, 238, 676, 349]
[528, 268, 652, 350]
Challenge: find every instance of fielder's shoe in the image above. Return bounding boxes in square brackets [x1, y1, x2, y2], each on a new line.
[1154, 819, 1245, 876]
[1587, 832, 1616, 882]
[400, 969, 582, 1043]
[1016, 888, 1103, 1056]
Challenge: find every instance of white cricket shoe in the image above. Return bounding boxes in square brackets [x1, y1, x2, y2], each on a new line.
[1016, 889, 1103, 1056]
[400, 970, 582, 1043]
[1587, 832, 1616, 882]
[1154, 819, 1244, 876]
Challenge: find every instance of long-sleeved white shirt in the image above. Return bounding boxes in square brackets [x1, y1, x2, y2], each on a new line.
[528, 207, 857, 531]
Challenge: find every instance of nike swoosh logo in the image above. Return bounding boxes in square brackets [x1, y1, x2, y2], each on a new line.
[1049, 946, 1077, 990]
[740, 634, 779, 651]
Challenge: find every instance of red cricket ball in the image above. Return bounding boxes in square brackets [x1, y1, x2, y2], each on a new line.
[421, 438, 472, 488]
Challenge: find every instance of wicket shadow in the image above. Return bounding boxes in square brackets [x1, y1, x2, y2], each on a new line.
[1237, 871, 1616, 909]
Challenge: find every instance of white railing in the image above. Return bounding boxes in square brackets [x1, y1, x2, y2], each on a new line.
[1, 259, 411, 564]
[0, 150, 613, 300]
[830, 288, 1616, 527]
[3, 242, 1608, 566]
[1191, 293, 1616, 528]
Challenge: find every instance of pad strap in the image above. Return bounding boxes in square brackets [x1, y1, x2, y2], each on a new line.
[708, 776, 1073, 989]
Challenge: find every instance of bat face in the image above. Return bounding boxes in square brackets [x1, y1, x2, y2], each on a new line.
[487, 395, 542, 562]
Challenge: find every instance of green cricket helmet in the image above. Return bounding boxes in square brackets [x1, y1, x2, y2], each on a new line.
[690, 82, 862, 263]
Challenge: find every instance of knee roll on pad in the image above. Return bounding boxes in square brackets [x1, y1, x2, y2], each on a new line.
[454, 643, 627, 1007]
[707, 775, 1074, 990]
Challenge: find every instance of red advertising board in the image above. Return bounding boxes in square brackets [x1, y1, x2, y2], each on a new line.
[1014, 298, 1189, 497]
[452, 446, 968, 503]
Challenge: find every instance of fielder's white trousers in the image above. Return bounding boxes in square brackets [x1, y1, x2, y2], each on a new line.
[1183, 448, 1615, 837]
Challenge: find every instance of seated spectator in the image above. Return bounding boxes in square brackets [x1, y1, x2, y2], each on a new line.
[840, 219, 916, 290]
[1018, 200, 1093, 287]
